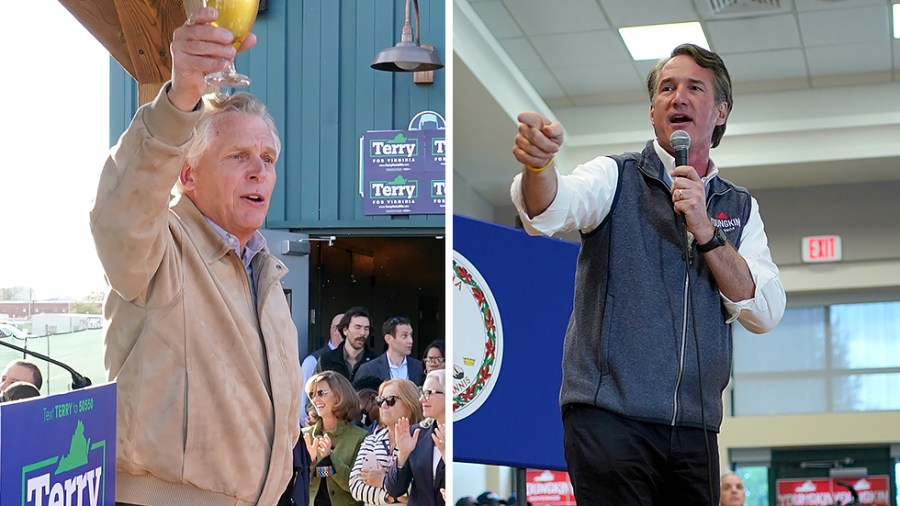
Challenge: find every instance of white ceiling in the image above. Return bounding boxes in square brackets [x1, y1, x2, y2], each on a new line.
[453, 0, 900, 210]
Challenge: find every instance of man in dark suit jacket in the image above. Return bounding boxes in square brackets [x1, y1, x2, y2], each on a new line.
[315, 307, 377, 382]
[355, 316, 426, 387]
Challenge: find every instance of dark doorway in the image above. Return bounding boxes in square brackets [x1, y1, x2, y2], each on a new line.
[306, 236, 445, 361]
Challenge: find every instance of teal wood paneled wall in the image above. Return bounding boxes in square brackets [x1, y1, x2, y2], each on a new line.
[109, 0, 446, 234]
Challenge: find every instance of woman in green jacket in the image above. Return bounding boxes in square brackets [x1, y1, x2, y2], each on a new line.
[303, 371, 369, 506]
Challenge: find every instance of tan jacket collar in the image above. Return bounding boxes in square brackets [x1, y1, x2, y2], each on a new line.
[169, 192, 238, 264]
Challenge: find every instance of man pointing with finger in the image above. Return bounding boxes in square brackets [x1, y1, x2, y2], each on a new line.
[511, 44, 785, 505]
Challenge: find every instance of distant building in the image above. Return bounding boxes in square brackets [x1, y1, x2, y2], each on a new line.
[31, 314, 102, 337]
[0, 301, 93, 318]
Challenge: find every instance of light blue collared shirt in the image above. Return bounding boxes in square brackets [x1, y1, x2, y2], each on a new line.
[388, 354, 409, 380]
[206, 219, 267, 301]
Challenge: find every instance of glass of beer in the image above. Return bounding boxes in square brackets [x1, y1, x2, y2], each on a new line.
[185, 0, 260, 88]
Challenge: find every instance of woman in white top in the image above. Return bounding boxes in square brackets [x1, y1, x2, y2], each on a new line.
[350, 379, 424, 505]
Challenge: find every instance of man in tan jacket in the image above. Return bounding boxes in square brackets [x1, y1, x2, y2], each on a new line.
[90, 6, 301, 505]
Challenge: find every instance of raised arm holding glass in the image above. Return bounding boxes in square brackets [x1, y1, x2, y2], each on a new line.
[91, 6, 302, 505]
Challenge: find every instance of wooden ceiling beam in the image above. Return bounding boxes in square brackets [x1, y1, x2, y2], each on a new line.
[57, 0, 185, 86]
[113, 0, 184, 84]
[58, 0, 135, 78]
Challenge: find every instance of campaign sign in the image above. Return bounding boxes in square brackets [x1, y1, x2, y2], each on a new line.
[526, 469, 576, 506]
[0, 383, 116, 505]
[776, 476, 890, 506]
[360, 129, 446, 215]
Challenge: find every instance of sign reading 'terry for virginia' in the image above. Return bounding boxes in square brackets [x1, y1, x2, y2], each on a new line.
[359, 114, 446, 216]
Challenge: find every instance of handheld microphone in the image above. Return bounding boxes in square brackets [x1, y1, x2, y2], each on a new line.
[669, 130, 692, 252]
[670, 130, 691, 167]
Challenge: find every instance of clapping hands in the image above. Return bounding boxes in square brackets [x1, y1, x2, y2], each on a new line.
[303, 432, 333, 462]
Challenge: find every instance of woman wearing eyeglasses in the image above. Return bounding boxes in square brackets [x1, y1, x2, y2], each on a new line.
[385, 370, 447, 506]
[303, 371, 369, 506]
[349, 379, 424, 505]
[422, 340, 445, 375]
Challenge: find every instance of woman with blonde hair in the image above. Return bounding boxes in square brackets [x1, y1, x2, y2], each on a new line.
[303, 371, 369, 506]
[386, 370, 446, 505]
[350, 379, 424, 505]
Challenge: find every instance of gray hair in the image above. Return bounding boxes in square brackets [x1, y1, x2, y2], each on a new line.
[420, 369, 446, 428]
[176, 92, 281, 194]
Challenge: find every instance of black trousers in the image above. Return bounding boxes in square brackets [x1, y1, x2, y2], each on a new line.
[562, 404, 719, 506]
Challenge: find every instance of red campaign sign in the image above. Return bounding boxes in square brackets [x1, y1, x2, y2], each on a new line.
[526, 469, 576, 506]
[776, 476, 890, 506]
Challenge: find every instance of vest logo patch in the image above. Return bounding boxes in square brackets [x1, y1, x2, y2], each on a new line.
[711, 211, 740, 232]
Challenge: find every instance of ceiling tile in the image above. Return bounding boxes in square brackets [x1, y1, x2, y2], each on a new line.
[692, 0, 792, 21]
[599, 0, 698, 26]
[532, 30, 630, 69]
[794, 0, 886, 12]
[707, 14, 801, 53]
[497, 38, 546, 71]
[798, 5, 889, 46]
[720, 48, 809, 82]
[502, 0, 610, 36]
[634, 59, 659, 81]
[553, 60, 645, 96]
[806, 41, 891, 75]
[471, 1, 523, 39]
[522, 68, 568, 98]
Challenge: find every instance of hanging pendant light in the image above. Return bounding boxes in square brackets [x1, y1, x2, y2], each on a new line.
[371, 0, 444, 72]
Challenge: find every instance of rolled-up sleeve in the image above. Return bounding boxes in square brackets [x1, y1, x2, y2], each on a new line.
[510, 156, 619, 237]
[722, 197, 786, 333]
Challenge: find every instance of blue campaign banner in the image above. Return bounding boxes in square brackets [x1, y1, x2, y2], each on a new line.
[359, 129, 446, 215]
[0, 383, 116, 505]
[452, 215, 578, 471]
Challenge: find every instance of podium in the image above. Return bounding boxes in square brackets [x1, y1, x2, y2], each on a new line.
[0, 383, 116, 505]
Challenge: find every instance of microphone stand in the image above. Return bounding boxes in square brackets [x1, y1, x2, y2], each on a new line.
[0, 338, 92, 390]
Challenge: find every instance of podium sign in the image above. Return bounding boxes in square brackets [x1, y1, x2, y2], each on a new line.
[0, 383, 116, 505]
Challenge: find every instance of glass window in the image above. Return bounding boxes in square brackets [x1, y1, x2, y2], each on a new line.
[734, 377, 827, 416]
[733, 300, 900, 416]
[895, 461, 899, 506]
[734, 306, 826, 373]
[830, 302, 900, 369]
[832, 373, 900, 411]
[734, 464, 769, 506]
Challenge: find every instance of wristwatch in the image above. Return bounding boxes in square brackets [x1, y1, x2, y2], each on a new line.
[697, 227, 727, 253]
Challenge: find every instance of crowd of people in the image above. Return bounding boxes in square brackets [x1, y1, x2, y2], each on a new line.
[287, 308, 448, 506]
